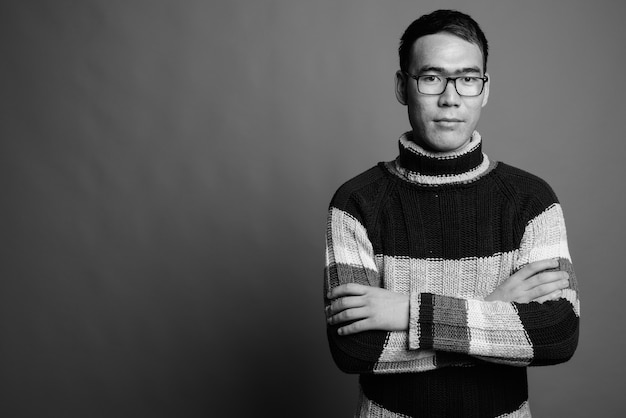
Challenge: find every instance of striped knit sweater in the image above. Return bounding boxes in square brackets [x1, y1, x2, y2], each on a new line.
[324, 131, 579, 417]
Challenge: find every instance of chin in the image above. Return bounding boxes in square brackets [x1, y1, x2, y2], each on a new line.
[428, 132, 470, 153]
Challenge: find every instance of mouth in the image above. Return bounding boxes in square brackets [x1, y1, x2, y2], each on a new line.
[433, 118, 464, 130]
[434, 118, 463, 123]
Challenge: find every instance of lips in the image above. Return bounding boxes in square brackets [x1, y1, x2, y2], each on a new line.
[435, 118, 463, 122]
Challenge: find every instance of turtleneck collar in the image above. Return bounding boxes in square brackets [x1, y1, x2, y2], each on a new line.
[388, 131, 494, 186]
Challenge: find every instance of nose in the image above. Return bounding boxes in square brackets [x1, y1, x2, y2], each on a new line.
[438, 79, 461, 107]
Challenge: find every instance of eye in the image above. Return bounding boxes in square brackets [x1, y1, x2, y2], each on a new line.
[460, 76, 479, 85]
[420, 75, 441, 84]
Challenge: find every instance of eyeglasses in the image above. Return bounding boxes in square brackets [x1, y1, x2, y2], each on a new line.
[404, 72, 488, 97]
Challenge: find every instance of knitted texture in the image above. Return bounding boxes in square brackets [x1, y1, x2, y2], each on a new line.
[324, 132, 579, 417]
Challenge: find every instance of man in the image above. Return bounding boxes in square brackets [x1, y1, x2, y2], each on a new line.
[324, 10, 579, 417]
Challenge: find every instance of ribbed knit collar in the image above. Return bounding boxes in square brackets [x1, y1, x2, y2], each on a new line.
[389, 131, 493, 186]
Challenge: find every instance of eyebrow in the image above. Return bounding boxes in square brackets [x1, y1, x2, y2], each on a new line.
[418, 66, 483, 75]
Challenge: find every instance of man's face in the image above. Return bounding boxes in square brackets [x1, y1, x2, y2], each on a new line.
[395, 32, 489, 152]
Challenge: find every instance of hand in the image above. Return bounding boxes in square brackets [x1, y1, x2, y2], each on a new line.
[326, 283, 409, 336]
[484, 258, 569, 304]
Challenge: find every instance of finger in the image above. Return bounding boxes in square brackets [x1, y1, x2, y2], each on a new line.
[525, 271, 568, 291]
[337, 318, 373, 336]
[327, 307, 369, 326]
[534, 289, 563, 304]
[327, 283, 368, 300]
[327, 296, 365, 316]
[516, 258, 560, 280]
[528, 279, 569, 302]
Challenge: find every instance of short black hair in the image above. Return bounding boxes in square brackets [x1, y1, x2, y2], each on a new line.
[399, 10, 489, 73]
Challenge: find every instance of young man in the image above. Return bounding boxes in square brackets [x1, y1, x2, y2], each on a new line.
[324, 10, 579, 417]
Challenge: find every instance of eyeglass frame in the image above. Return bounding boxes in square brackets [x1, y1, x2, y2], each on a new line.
[402, 71, 489, 97]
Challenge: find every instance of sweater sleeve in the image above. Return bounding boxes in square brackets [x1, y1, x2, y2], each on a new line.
[407, 202, 580, 366]
[325, 205, 438, 374]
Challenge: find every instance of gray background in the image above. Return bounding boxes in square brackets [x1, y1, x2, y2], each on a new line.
[1, 0, 624, 417]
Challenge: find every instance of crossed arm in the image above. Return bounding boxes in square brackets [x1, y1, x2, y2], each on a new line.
[326, 258, 569, 336]
[324, 203, 580, 372]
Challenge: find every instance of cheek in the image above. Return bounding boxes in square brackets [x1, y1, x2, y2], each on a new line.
[408, 99, 435, 122]
[468, 104, 483, 122]
[407, 108, 431, 132]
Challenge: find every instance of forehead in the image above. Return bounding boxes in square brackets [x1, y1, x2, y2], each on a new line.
[409, 32, 484, 73]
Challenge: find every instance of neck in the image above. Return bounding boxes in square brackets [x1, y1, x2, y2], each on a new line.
[390, 131, 493, 185]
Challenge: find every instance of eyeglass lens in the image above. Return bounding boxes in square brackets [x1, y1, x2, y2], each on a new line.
[418, 76, 484, 96]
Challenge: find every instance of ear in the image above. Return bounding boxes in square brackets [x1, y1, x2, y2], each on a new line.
[395, 70, 408, 105]
[481, 73, 490, 107]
